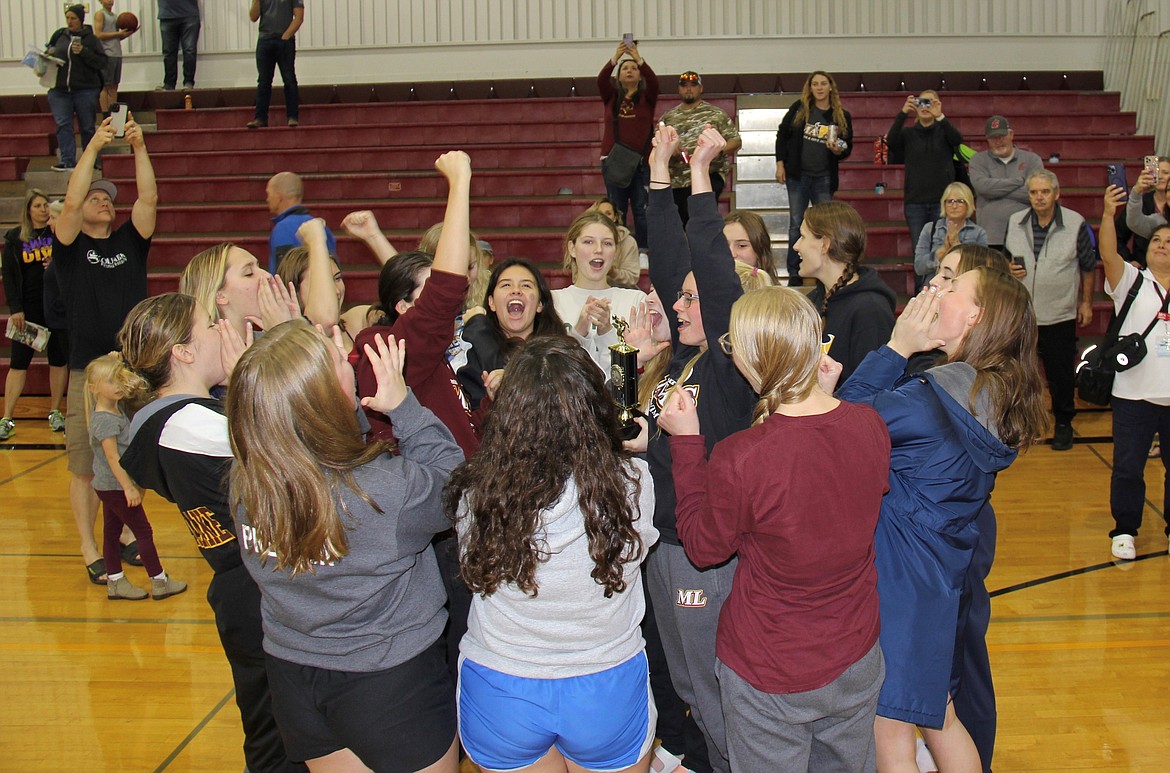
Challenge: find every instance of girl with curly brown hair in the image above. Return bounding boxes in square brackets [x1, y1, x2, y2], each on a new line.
[447, 336, 659, 773]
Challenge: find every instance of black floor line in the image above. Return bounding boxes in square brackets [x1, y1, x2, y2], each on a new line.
[154, 688, 238, 772]
[990, 551, 1166, 597]
[0, 451, 66, 485]
[0, 442, 67, 450]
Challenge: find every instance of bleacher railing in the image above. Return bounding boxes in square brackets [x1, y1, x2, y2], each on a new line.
[1104, 0, 1169, 155]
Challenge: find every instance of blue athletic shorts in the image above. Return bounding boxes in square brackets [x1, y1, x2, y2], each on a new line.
[458, 651, 656, 772]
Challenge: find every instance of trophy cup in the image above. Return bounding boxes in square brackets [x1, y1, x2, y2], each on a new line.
[609, 315, 641, 441]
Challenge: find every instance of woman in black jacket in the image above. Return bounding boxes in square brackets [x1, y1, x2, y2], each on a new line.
[775, 71, 853, 287]
[45, 4, 106, 171]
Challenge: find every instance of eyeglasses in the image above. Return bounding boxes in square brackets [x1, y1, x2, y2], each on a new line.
[677, 290, 700, 308]
[718, 332, 733, 355]
[944, 199, 967, 206]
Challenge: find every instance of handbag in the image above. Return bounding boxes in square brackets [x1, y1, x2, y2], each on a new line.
[1075, 273, 1165, 405]
[601, 99, 651, 188]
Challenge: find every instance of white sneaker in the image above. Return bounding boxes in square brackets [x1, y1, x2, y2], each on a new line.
[1111, 535, 1136, 560]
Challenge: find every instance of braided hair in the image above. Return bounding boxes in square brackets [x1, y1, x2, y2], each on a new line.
[802, 201, 867, 315]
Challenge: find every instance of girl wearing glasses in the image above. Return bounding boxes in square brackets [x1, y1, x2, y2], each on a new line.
[634, 122, 757, 772]
[914, 182, 988, 280]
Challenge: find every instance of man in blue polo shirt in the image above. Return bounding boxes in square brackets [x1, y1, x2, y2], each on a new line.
[265, 171, 336, 272]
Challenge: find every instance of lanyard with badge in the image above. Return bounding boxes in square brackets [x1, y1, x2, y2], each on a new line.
[1156, 281, 1170, 357]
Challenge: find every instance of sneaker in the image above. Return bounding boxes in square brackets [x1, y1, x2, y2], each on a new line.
[47, 410, 65, 432]
[1052, 422, 1073, 451]
[51, 163, 74, 172]
[1111, 534, 1136, 561]
[155, 84, 175, 91]
[108, 575, 148, 600]
[151, 575, 189, 600]
[182, 82, 195, 90]
[0, 417, 14, 440]
[286, 118, 299, 127]
[245, 119, 266, 129]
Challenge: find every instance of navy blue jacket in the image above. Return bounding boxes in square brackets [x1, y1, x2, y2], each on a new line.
[838, 346, 1016, 729]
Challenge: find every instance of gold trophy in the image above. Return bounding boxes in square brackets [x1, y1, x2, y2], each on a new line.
[609, 315, 641, 441]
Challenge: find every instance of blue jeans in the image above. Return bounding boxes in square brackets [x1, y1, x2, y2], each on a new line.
[48, 88, 99, 167]
[904, 201, 940, 292]
[605, 162, 650, 248]
[785, 174, 833, 283]
[160, 16, 200, 88]
[1110, 397, 1170, 538]
[255, 36, 298, 122]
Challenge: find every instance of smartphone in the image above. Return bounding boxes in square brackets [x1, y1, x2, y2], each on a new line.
[622, 32, 634, 48]
[1011, 255, 1026, 276]
[110, 102, 128, 138]
[1106, 163, 1128, 193]
[1144, 155, 1159, 184]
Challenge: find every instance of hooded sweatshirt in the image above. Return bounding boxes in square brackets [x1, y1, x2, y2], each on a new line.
[46, 25, 106, 91]
[808, 265, 897, 382]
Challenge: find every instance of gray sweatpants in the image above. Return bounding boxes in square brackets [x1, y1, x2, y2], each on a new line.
[645, 542, 736, 773]
[717, 642, 885, 773]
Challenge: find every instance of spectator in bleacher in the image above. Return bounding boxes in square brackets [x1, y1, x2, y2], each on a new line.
[969, 116, 1044, 252]
[1125, 156, 1170, 250]
[661, 71, 742, 223]
[265, 172, 337, 273]
[247, 0, 304, 129]
[723, 210, 781, 282]
[888, 91, 964, 292]
[54, 113, 157, 586]
[1004, 169, 1095, 452]
[913, 182, 988, 279]
[157, 0, 201, 91]
[552, 212, 647, 375]
[598, 38, 659, 249]
[797, 201, 896, 382]
[1099, 185, 1170, 562]
[92, 0, 135, 113]
[45, 5, 106, 172]
[775, 71, 854, 287]
[2, 190, 69, 440]
[587, 197, 642, 288]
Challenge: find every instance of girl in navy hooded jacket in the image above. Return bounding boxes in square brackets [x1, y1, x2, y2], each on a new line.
[833, 270, 1047, 773]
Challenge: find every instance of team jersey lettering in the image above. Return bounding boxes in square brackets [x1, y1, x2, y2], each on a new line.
[647, 374, 700, 420]
[676, 588, 708, 608]
[180, 505, 237, 549]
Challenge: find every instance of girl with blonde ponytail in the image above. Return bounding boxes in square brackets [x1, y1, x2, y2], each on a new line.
[657, 286, 891, 771]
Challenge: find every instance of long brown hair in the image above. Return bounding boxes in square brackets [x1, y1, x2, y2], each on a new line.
[445, 337, 643, 598]
[793, 70, 848, 130]
[117, 293, 198, 400]
[803, 201, 867, 314]
[730, 288, 823, 425]
[724, 209, 779, 281]
[226, 320, 395, 575]
[946, 268, 1048, 450]
[19, 188, 50, 242]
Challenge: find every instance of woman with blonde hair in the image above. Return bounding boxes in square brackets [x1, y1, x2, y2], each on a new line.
[775, 71, 854, 286]
[830, 272, 1047, 773]
[180, 242, 297, 341]
[229, 320, 463, 773]
[553, 210, 647, 374]
[914, 182, 988, 280]
[658, 286, 890, 772]
[796, 201, 897, 381]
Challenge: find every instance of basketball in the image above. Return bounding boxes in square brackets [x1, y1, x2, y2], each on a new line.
[116, 12, 139, 32]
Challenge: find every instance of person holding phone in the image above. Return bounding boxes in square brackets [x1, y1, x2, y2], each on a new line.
[888, 91, 964, 292]
[1125, 156, 1170, 244]
[45, 5, 107, 172]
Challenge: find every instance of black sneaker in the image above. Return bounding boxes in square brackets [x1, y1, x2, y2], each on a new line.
[51, 163, 74, 172]
[1052, 422, 1073, 451]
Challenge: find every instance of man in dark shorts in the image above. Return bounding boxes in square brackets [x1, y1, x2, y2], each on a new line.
[53, 111, 157, 585]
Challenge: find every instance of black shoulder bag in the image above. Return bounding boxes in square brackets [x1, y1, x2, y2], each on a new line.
[601, 96, 652, 189]
[1075, 274, 1166, 405]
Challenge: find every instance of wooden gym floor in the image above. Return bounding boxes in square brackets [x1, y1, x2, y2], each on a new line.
[1, 397, 1167, 771]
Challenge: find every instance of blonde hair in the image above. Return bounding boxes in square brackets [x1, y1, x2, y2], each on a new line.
[940, 182, 976, 218]
[84, 353, 126, 429]
[562, 211, 620, 280]
[226, 320, 395, 575]
[418, 223, 491, 312]
[734, 261, 776, 292]
[179, 243, 236, 322]
[730, 288, 823, 424]
[19, 188, 50, 242]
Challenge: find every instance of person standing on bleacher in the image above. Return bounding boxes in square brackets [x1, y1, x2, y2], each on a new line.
[969, 116, 1044, 253]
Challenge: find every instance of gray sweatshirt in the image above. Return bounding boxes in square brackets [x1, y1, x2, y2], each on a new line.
[237, 391, 464, 672]
[457, 458, 659, 678]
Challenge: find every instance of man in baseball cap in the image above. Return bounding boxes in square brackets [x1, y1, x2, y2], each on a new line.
[968, 114, 1043, 250]
[660, 70, 741, 222]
